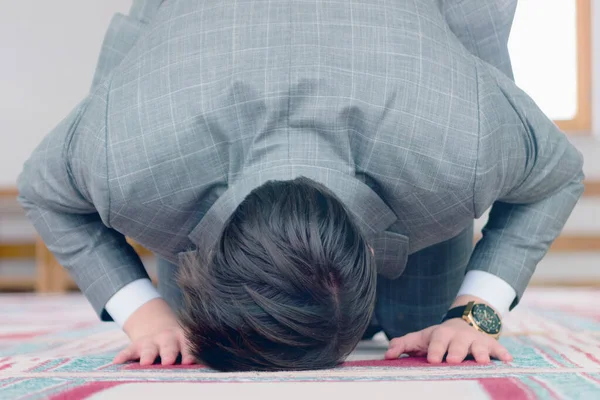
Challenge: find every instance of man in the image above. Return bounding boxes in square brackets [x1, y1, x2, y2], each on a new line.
[18, 0, 584, 371]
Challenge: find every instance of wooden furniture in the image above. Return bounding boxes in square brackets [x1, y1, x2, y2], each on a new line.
[35, 237, 72, 292]
[0, 189, 36, 291]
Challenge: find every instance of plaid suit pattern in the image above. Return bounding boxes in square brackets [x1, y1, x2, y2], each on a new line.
[18, 0, 583, 335]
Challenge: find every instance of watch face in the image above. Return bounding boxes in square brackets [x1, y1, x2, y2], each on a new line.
[471, 304, 501, 335]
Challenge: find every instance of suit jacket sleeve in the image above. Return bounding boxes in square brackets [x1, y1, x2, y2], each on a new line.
[17, 0, 163, 321]
[470, 59, 585, 310]
[438, 0, 517, 80]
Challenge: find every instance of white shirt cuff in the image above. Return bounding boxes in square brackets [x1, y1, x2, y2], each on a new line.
[104, 278, 161, 328]
[456, 270, 517, 317]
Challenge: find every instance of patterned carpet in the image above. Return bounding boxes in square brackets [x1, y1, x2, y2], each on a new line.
[1, 288, 600, 399]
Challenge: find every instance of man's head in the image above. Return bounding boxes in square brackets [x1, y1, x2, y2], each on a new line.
[177, 177, 376, 371]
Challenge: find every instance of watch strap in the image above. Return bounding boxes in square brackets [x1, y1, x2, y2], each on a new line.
[441, 305, 467, 324]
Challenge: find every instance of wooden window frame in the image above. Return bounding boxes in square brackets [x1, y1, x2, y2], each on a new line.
[554, 0, 592, 134]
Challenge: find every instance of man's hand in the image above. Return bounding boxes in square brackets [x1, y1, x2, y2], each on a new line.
[385, 294, 513, 365]
[384, 318, 512, 364]
[112, 298, 195, 366]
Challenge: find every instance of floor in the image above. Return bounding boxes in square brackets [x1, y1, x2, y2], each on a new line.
[1, 288, 600, 400]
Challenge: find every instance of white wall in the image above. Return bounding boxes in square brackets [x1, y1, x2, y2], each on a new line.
[0, 0, 131, 187]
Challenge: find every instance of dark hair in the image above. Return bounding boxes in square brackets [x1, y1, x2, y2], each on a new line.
[176, 176, 376, 371]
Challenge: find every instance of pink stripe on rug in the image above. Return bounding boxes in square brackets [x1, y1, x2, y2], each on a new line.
[49, 381, 125, 400]
[478, 378, 535, 400]
[124, 363, 209, 370]
[0, 362, 13, 371]
[344, 357, 481, 368]
[0, 332, 51, 340]
[528, 376, 561, 400]
[571, 345, 600, 365]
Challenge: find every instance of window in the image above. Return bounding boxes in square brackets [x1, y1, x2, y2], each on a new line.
[508, 0, 591, 133]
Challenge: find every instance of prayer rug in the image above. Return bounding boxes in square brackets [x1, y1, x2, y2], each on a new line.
[1, 288, 599, 399]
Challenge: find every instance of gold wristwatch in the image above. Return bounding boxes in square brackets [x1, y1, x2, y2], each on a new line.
[441, 301, 502, 339]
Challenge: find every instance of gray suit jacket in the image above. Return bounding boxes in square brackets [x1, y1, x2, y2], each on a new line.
[18, 0, 584, 320]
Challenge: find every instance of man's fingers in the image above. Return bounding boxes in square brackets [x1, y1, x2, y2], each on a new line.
[427, 328, 452, 364]
[446, 338, 472, 364]
[386, 323, 511, 366]
[181, 345, 196, 365]
[470, 341, 491, 364]
[490, 341, 513, 362]
[385, 328, 431, 360]
[177, 330, 196, 365]
[158, 341, 180, 366]
[385, 336, 409, 359]
[139, 344, 159, 366]
[113, 346, 137, 364]
[180, 353, 196, 365]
